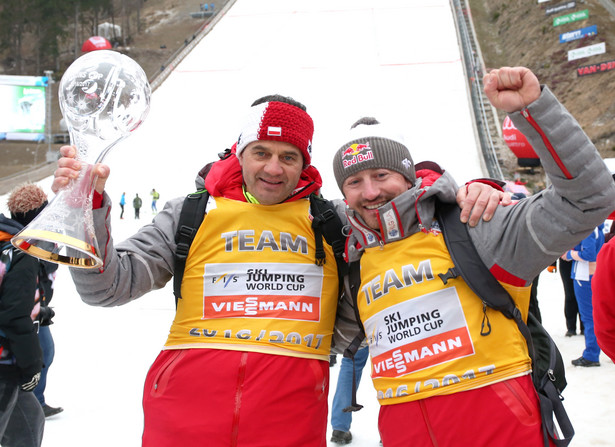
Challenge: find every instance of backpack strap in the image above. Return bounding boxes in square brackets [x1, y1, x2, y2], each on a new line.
[309, 194, 348, 284]
[435, 202, 535, 362]
[344, 262, 364, 344]
[173, 189, 210, 307]
[435, 201, 574, 447]
[436, 202, 519, 319]
[341, 261, 365, 412]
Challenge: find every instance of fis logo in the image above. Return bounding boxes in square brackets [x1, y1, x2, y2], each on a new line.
[214, 273, 238, 288]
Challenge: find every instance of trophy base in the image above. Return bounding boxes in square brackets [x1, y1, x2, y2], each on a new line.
[11, 228, 103, 269]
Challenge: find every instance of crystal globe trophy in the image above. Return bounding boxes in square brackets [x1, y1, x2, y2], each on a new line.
[11, 50, 151, 268]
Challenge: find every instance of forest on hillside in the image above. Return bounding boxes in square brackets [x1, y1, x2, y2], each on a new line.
[0, 0, 145, 76]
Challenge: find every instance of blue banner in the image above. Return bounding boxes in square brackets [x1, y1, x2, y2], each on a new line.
[559, 25, 597, 43]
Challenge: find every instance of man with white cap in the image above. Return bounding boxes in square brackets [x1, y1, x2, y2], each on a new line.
[52, 94, 503, 446]
[332, 66, 615, 446]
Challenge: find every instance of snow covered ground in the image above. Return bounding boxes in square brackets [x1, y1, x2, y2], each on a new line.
[1, 0, 613, 445]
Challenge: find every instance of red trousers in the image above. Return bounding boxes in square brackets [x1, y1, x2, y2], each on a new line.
[142, 349, 329, 447]
[379, 375, 556, 447]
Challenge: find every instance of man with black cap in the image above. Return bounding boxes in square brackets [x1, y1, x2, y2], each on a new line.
[51, 94, 504, 446]
[0, 183, 48, 447]
[331, 66, 615, 446]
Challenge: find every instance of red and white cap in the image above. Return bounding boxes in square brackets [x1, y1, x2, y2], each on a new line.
[236, 101, 314, 166]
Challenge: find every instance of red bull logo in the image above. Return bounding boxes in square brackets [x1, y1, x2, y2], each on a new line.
[342, 143, 370, 157]
[342, 142, 374, 168]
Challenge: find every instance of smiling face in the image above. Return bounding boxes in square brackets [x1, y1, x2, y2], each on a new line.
[342, 168, 412, 229]
[238, 140, 304, 205]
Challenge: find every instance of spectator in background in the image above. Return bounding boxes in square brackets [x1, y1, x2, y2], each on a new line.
[119, 192, 126, 219]
[150, 189, 160, 214]
[604, 207, 615, 243]
[133, 194, 142, 219]
[0, 183, 48, 447]
[556, 258, 583, 337]
[590, 202, 615, 361]
[563, 223, 605, 367]
[592, 236, 615, 362]
[330, 345, 370, 445]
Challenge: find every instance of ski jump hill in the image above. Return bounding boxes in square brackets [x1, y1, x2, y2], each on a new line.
[102, 0, 486, 205]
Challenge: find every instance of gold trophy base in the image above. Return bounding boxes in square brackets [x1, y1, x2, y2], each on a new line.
[11, 228, 102, 268]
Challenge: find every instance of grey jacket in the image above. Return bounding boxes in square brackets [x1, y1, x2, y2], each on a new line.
[332, 86, 615, 352]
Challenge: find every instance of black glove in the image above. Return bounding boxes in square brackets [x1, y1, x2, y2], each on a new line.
[20, 372, 41, 392]
[37, 306, 55, 326]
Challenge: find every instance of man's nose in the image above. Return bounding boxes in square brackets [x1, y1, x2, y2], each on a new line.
[362, 179, 380, 200]
[264, 158, 284, 175]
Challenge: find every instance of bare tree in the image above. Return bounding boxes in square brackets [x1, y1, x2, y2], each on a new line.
[0, 0, 33, 73]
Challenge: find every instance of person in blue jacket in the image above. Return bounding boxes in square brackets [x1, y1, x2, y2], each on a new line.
[562, 223, 605, 367]
[119, 192, 126, 219]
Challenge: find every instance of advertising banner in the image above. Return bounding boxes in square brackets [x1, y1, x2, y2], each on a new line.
[0, 75, 48, 141]
[568, 42, 606, 61]
[577, 59, 615, 77]
[553, 9, 589, 26]
[546, 1, 576, 15]
[559, 25, 597, 43]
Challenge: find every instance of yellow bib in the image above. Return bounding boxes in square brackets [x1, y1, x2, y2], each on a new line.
[358, 230, 532, 404]
[165, 197, 338, 361]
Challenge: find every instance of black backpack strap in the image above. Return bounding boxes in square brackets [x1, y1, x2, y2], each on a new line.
[309, 194, 348, 281]
[341, 260, 366, 413]
[344, 261, 365, 342]
[436, 201, 518, 318]
[436, 202, 537, 366]
[173, 189, 209, 307]
[436, 201, 573, 446]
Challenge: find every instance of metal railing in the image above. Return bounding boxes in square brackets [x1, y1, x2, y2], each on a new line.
[450, 0, 505, 180]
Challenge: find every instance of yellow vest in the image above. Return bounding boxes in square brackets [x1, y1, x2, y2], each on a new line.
[358, 229, 532, 405]
[165, 197, 338, 361]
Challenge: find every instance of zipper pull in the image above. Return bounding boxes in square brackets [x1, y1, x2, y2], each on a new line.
[480, 302, 492, 336]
